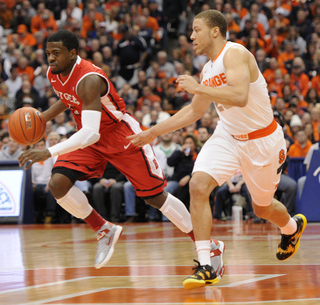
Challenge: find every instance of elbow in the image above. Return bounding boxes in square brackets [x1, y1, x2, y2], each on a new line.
[236, 94, 248, 107]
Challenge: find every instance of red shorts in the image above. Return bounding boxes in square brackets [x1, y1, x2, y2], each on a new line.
[53, 113, 166, 197]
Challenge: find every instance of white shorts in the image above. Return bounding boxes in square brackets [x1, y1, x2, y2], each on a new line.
[193, 122, 286, 206]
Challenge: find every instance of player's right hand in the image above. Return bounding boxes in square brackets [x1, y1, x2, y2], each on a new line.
[127, 130, 156, 147]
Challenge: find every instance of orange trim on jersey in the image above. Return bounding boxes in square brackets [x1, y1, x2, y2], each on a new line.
[214, 42, 228, 62]
[231, 118, 277, 141]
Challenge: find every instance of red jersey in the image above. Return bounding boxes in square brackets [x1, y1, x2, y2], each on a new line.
[47, 56, 127, 134]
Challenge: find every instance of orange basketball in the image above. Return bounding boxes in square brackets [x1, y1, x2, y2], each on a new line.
[8, 107, 46, 145]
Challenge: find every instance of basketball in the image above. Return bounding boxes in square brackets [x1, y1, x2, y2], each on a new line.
[8, 107, 46, 145]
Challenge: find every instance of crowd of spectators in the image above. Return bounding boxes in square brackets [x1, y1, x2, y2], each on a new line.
[1, 0, 320, 223]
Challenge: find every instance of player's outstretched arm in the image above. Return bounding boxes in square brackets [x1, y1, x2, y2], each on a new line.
[128, 93, 212, 147]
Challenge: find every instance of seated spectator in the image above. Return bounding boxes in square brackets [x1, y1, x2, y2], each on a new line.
[297, 123, 320, 198]
[0, 0, 13, 29]
[52, 112, 75, 136]
[141, 101, 171, 127]
[278, 41, 295, 72]
[290, 57, 310, 98]
[16, 56, 35, 84]
[15, 79, 39, 110]
[213, 169, 251, 222]
[60, 0, 83, 26]
[81, 3, 104, 39]
[0, 136, 23, 161]
[311, 106, 320, 142]
[166, 133, 198, 210]
[287, 128, 313, 158]
[7, 24, 37, 48]
[269, 7, 290, 39]
[263, 57, 287, 86]
[264, 26, 285, 58]
[31, 5, 58, 36]
[165, 84, 185, 110]
[33, 64, 50, 99]
[136, 85, 161, 110]
[305, 88, 320, 106]
[197, 126, 212, 148]
[0, 83, 15, 113]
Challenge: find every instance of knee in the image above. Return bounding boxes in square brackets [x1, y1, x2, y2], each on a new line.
[189, 177, 211, 199]
[48, 175, 72, 199]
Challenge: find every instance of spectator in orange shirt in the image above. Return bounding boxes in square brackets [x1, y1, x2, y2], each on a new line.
[269, 7, 290, 38]
[287, 128, 313, 158]
[7, 24, 37, 48]
[16, 56, 35, 84]
[310, 106, 320, 142]
[263, 57, 287, 85]
[81, 3, 104, 38]
[225, 12, 240, 34]
[0, 0, 13, 29]
[233, 0, 248, 20]
[278, 41, 295, 71]
[264, 26, 285, 58]
[305, 87, 320, 106]
[290, 57, 310, 98]
[228, 30, 245, 46]
[269, 68, 285, 103]
[136, 85, 162, 110]
[311, 67, 320, 96]
[31, 7, 58, 36]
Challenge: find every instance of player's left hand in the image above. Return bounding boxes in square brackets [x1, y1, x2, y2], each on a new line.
[18, 149, 51, 169]
[176, 75, 200, 94]
[127, 129, 156, 147]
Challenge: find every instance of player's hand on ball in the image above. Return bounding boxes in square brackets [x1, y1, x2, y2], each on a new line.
[18, 149, 51, 170]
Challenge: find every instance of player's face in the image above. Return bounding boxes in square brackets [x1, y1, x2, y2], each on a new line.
[46, 41, 76, 75]
[190, 19, 213, 55]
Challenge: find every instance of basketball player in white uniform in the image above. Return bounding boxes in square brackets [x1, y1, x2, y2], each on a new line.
[128, 10, 307, 290]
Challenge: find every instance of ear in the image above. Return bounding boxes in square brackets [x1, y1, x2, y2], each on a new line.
[70, 48, 77, 60]
[212, 26, 220, 38]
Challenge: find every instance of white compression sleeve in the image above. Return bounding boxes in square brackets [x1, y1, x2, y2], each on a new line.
[57, 185, 93, 219]
[160, 193, 193, 233]
[48, 110, 101, 157]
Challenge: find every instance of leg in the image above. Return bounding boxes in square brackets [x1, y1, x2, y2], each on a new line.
[49, 172, 122, 268]
[91, 182, 108, 219]
[189, 171, 218, 241]
[123, 181, 137, 217]
[297, 176, 306, 199]
[277, 174, 297, 216]
[109, 181, 125, 222]
[213, 183, 230, 220]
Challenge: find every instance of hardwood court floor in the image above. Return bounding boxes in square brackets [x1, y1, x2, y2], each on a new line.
[0, 220, 320, 305]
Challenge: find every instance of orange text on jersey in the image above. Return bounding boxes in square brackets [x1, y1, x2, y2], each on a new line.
[203, 73, 227, 87]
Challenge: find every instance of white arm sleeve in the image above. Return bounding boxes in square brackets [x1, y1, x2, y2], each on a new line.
[48, 110, 101, 158]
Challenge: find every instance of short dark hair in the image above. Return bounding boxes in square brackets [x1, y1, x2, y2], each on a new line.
[194, 10, 227, 38]
[47, 29, 79, 53]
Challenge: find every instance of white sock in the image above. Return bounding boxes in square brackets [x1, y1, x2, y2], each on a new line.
[280, 217, 297, 235]
[160, 193, 193, 233]
[195, 240, 211, 266]
[57, 185, 93, 219]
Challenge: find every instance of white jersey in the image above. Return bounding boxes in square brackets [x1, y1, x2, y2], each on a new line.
[201, 41, 273, 135]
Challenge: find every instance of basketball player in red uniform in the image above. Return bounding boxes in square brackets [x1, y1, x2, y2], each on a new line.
[18, 30, 225, 275]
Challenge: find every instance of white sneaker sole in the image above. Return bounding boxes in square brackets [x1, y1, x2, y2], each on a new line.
[95, 225, 123, 269]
